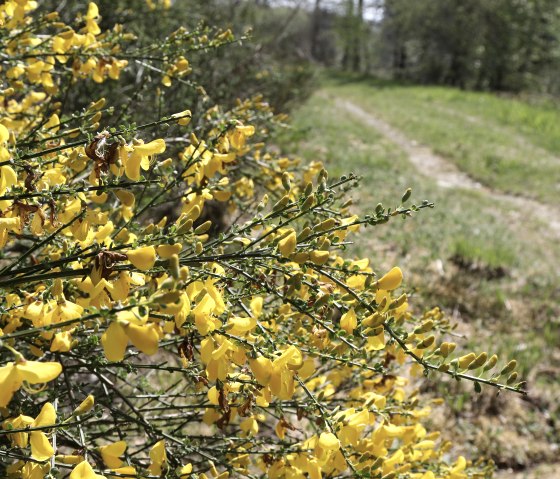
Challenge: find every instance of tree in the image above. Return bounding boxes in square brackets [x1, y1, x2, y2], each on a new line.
[311, 0, 323, 59]
[378, 0, 560, 92]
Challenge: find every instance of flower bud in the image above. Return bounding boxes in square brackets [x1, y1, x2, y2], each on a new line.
[507, 372, 519, 384]
[74, 395, 95, 416]
[314, 218, 336, 232]
[439, 342, 456, 358]
[483, 354, 498, 371]
[468, 352, 488, 370]
[457, 352, 476, 369]
[500, 360, 517, 376]
[194, 220, 212, 234]
[281, 172, 291, 191]
[272, 194, 290, 211]
[401, 187, 412, 203]
[301, 194, 315, 210]
[417, 335, 435, 349]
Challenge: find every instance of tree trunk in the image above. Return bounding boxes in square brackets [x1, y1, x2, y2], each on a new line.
[310, 0, 322, 60]
[351, 0, 364, 72]
[342, 0, 354, 70]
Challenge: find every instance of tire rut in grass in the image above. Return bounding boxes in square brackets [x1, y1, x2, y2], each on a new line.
[337, 98, 560, 238]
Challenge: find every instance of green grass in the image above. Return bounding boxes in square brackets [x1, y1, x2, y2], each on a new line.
[451, 236, 518, 270]
[278, 82, 559, 281]
[321, 74, 560, 204]
[277, 74, 560, 470]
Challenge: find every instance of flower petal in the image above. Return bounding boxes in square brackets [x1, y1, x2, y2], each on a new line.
[0, 364, 21, 407]
[127, 246, 156, 270]
[318, 432, 340, 451]
[70, 461, 106, 479]
[16, 361, 62, 385]
[101, 322, 128, 362]
[99, 440, 127, 469]
[125, 323, 159, 356]
[32, 402, 56, 427]
[30, 431, 54, 460]
[377, 267, 403, 291]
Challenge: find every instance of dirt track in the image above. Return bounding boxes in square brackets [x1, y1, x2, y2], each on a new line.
[338, 99, 560, 239]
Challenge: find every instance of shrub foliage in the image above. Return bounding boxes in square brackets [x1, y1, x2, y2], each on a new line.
[0, 2, 524, 479]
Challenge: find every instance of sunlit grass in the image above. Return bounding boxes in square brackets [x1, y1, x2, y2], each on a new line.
[321, 75, 560, 204]
[277, 76, 560, 468]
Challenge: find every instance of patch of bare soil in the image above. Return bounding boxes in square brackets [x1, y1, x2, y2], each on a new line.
[494, 463, 560, 479]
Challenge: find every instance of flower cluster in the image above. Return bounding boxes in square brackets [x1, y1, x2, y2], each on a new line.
[0, 2, 523, 479]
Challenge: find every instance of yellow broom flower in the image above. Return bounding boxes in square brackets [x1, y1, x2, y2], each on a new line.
[0, 360, 62, 407]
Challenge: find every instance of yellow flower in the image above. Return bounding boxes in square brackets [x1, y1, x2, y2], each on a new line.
[23, 461, 52, 479]
[340, 308, 357, 334]
[249, 356, 273, 386]
[192, 292, 222, 335]
[99, 440, 127, 469]
[0, 360, 62, 407]
[315, 432, 340, 459]
[3, 403, 56, 461]
[0, 124, 11, 162]
[0, 216, 21, 248]
[449, 456, 467, 479]
[70, 461, 106, 479]
[171, 110, 192, 126]
[3, 414, 33, 449]
[125, 322, 160, 355]
[240, 416, 259, 437]
[278, 230, 297, 257]
[122, 139, 166, 181]
[148, 440, 167, 476]
[156, 243, 182, 258]
[84, 3, 101, 36]
[73, 395, 95, 416]
[367, 327, 386, 351]
[127, 245, 156, 270]
[101, 316, 160, 361]
[226, 316, 257, 335]
[50, 330, 74, 352]
[29, 402, 56, 460]
[0, 124, 9, 143]
[107, 466, 136, 479]
[229, 124, 255, 150]
[250, 296, 263, 317]
[115, 189, 135, 207]
[268, 346, 303, 399]
[309, 250, 330, 265]
[177, 464, 193, 478]
[0, 165, 17, 194]
[318, 432, 340, 450]
[377, 266, 403, 291]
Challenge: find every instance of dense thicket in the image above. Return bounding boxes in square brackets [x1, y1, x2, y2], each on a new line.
[36, 0, 314, 122]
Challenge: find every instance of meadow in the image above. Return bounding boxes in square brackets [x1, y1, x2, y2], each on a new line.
[279, 74, 560, 475]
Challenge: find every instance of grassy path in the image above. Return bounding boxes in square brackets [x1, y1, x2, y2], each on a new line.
[279, 76, 560, 476]
[323, 76, 560, 204]
[337, 97, 560, 238]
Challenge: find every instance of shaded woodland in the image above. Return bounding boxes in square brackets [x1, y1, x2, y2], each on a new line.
[230, 0, 560, 93]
